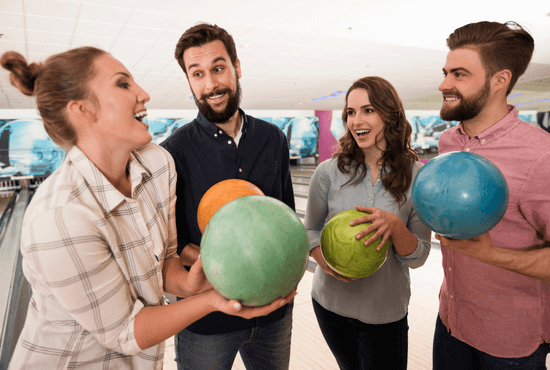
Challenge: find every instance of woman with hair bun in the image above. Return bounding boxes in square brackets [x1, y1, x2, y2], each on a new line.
[304, 76, 431, 370]
[1, 48, 295, 369]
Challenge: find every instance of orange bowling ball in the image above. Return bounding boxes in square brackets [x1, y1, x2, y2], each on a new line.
[197, 179, 264, 233]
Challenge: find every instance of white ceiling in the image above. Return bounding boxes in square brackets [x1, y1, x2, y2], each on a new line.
[1, 0, 549, 113]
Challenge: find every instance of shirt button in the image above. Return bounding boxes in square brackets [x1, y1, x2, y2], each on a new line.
[214, 134, 217, 137]
[368, 197, 372, 201]
[228, 140, 232, 145]
[481, 139, 486, 144]
[219, 130, 223, 134]
[239, 168, 243, 173]
[448, 267, 452, 272]
[465, 148, 471, 152]
[449, 295, 454, 299]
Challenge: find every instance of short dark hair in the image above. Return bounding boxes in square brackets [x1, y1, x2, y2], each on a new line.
[446, 21, 534, 95]
[174, 23, 238, 75]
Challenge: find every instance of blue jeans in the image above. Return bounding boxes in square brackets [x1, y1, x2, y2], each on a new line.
[312, 298, 408, 370]
[433, 314, 550, 370]
[175, 303, 293, 370]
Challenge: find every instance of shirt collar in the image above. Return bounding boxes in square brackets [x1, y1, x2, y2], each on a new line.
[128, 146, 153, 191]
[456, 104, 521, 143]
[196, 108, 248, 139]
[67, 145, 150, 212]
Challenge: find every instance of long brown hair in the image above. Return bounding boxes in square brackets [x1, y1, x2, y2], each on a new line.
[336, 76, 417, 206]
[1, 47, 107, 149]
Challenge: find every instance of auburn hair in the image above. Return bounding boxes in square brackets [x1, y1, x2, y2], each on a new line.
[1, 47, 107, 149]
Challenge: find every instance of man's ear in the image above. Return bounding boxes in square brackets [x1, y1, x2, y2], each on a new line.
[235, 58, 242, 79]
[494, 69, 512, 93]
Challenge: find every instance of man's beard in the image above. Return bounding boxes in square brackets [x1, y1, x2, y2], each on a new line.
[193, 80, 242, 124]
[440, 79, 490, 122]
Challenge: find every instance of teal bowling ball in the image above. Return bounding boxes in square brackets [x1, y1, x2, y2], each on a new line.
[412, 151, 509, 239]
[200, 195, 309, 306]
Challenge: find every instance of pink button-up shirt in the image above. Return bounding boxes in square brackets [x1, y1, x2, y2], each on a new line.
[438, 105, 550, 358]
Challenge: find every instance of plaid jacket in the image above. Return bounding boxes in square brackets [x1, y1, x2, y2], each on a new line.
[9, 143, 177, 369]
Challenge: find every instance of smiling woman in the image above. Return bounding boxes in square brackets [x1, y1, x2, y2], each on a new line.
[0, 47, 296, 370]
[304, 75, 431, 370]
[68, 53, 153, 195]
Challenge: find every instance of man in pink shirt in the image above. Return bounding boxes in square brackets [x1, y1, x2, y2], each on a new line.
[432, 21, 550, 369]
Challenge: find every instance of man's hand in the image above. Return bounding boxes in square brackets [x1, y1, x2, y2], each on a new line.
[435, 232, 493, 262]
[184, 256, 213, 296]
[179, 243, 200, 266]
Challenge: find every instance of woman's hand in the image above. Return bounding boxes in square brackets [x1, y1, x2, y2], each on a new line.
[207, 288, 297, 319]
[351, 206, 400, 250]
[188, 258, 296, 319]
[310, 246, 355, 283]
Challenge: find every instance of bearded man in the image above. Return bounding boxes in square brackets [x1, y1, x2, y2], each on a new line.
[161, 23, 295, 370]
[433, 21, 550, 370]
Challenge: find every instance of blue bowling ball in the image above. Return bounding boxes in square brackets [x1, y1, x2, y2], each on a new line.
[412, 151, 509, 239]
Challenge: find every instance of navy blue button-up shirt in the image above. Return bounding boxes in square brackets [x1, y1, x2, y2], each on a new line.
[161, 109, 295, 334]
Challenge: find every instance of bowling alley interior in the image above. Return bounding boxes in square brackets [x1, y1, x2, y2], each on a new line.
[1, 1, 549, 369]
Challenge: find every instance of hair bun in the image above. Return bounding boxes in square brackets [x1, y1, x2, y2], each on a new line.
[0, 51, 40, 96]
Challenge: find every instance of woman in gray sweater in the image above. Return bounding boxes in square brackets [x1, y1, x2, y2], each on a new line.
[305, 76, 431, 370]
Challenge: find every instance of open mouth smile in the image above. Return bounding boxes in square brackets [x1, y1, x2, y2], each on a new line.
[355, 129, 371, 137]
[443, 96, 459, 103]
[134, 110, 149, 127]
[208, 93, 225, 101]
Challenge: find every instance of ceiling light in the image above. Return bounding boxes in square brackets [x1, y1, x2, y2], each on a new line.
[515, 97, 550, 106]
[312, 90, 347, 102]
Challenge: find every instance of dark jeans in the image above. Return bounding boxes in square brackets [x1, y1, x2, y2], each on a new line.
[175, 303, 293, 370]
[312, 298, 408, 370]
[433, 314, 550, 370]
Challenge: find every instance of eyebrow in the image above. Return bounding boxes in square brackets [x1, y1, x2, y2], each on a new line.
[443, 67, 471, 74]
[187, 56, 228, 71]
[348, 104, 373, 110]
[114, 72, 131, 78]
